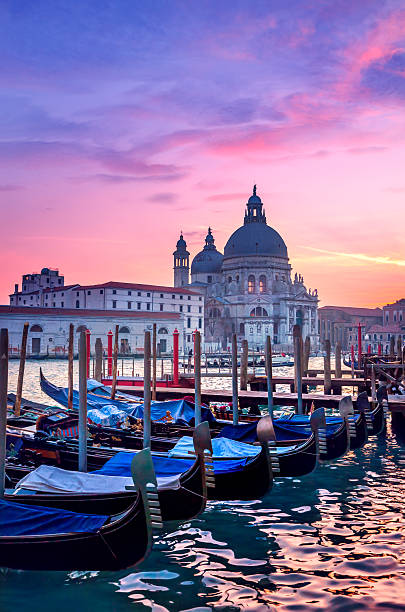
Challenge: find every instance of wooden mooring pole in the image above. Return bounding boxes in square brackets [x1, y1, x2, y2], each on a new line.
[194, 331, 202, 426]
[110, 324, 119, 399]
[95, 338, 103, 382]
[293, 325, 303, 414]
[0, 329, 8, 498]
[14, 322, 29, 417]
[324, 339, 332, 395]
[78, 330, 87, 473]
[390, 335, 395, 360]
[265, 335, 274, 417]
[335, 342, 342, 394]
[303, 336, 310, 376]
[240, 339, 248, 391]
[232, 334, 238, 425]
[143, 331, 151, 448]
[68, 323, 74, 411]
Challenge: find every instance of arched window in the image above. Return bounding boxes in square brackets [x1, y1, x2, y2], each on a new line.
[158, 327, 168, 334]
[296, 309, 303, 328]
[240, 322, 245, 334]
[250, 307, 268, 317]
[248, 275, 255, 294]
[209, 308, 220, 319]
[30, 324, 43, 332]
[228, 276, 232, 283]
[76, 325, 87, 333]
[119, 326, 130, 334]
[75, 300, 80, 308]
[259, 275, 267, 293]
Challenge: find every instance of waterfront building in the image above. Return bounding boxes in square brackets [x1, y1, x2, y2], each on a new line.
[318, 305, 382, 350]
[173, 186, 319, 351]
[1, 306, 181, 357]
[9, 274, 204, 354]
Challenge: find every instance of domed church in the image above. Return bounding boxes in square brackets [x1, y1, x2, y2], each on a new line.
[173, 187, 319, 350]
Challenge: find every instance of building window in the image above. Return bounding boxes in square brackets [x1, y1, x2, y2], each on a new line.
[137, 302, 141, 310]
[23, 300, 26, 304]
[61, 292, 64, 296]
[248, 275, 255, 293]
[76, 292, 80, 297]
[128, 290, 132, 295]
[53, 293, 56, 298]
[61, 302, 64, 307]
[228, 276, 232, 283]
[87, 291, 91, 295]
[147, 303, 150, 310]
[187, 317, 191, 328]
[158, 328, 168, 334]
[188, 296, 191, 300]
[198, 318, 202, 328]
[187, 335, 191, 342]
[30, 296, 33, 300]
[259, 275, 267, 293]
[187, 305, 191, 312]
[240, 322, 244, 334]
[207, 276, 212, 284]
[30, 325, 43, 332]
[180, 295, 183, 300]
[127, 302, 132, 309]
[100, 289, 104, 294]
[112, 301, 117, 308]
[113, 290, 117, 295]
[138, 292, 141, 296]
[250, 306, 268, 317]
[236, 275, 240, 282]
[160, 304, 163, 311]
[52, 302, 55, 307]
[199, 306, 202, 313]
[147, 292, 150, 297]
[180, 305, 183, 313]
[199, 297, 202, 301]
[172, 294, 175, 299]
[75, 300, 80, 308]
[160, 294, 164, 298]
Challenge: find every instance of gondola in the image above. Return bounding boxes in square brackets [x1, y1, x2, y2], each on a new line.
[0, 449, 159, 571]
[356, 389, 385, 436]
[7, 418, 275, 501]
[5, 423, 212, 522]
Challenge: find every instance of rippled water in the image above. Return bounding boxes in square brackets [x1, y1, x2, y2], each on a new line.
[1, 359, 405, 611]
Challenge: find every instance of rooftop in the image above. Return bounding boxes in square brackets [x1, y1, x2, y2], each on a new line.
[319, 306, 382, 317]
[77, 281, 199, 295]
[0, 306, 181, 319]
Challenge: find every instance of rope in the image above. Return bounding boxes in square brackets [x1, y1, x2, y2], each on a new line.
[98, 531, 119, 561]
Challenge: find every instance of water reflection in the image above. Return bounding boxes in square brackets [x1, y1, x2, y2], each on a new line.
[1, 360, 404, 611]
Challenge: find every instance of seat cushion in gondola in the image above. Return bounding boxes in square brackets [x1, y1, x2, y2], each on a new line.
[13, 465, 135, 495]
[0, 499, 108, 537]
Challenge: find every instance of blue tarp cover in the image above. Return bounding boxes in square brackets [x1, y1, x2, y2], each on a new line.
[0, 499, 108, 537]
[169, 436, 260, 460]
[41, 376, 215, 425]
[217, 421, 258, 443]
[95, 450, 250, 476]
[274, 416, 341, 436]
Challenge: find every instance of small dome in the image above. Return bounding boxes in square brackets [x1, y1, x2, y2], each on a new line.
[191, 249, 224, 274]
[176, 234, 187, 250]
[41, 267, 50, 274]
[248, 184, 261, 204]
[191, 227, 223, 274]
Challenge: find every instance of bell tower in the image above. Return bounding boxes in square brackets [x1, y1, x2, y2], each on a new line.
[173, 232, 190, 287]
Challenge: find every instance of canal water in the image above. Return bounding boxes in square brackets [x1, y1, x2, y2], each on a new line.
[1, 360, 404, 611]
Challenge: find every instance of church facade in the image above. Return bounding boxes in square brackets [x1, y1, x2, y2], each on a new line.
[173, 187, 319, 351]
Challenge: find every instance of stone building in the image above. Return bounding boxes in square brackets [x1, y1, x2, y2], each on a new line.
[173, 187, 319, 351]
[318, 305, 383, 350]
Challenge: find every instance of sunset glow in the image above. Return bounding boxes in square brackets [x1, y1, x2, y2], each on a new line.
[1, 1, 405, 306]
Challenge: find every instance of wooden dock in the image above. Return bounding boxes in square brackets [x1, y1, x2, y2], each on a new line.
[116, 384, 405, 414]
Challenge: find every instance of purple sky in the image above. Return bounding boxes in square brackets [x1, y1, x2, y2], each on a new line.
[1, 1, 405, 306]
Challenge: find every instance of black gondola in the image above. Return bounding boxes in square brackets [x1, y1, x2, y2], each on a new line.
[0, 449, 159, 571]
[356, 390, 385, 436]
[5, 423, 212, 522]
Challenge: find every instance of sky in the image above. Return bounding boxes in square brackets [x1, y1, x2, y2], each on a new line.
[1, 0, 405, 307]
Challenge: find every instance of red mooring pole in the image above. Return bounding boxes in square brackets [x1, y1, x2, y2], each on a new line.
[378, 343, 382, 356]
[358, 323, 362, 368]
[107, 330, 113, 377]
[173, 328, 179, 386]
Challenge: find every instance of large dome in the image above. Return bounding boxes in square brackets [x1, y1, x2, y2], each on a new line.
[191, 227, 224, 274]
[223, 186, 288, 259]
[224, 223, 288, 259]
